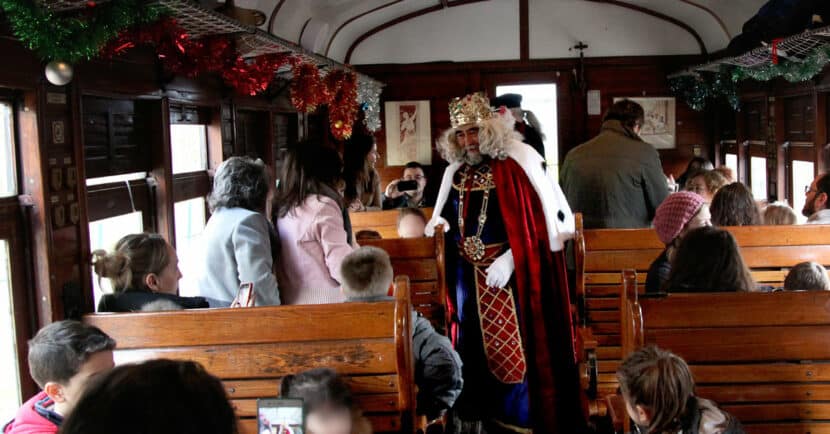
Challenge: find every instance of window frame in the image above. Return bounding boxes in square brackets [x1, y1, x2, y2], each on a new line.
[0, 92, 37, 401]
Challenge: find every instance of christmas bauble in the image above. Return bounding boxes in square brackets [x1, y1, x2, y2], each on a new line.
[45, 61, 74, 86]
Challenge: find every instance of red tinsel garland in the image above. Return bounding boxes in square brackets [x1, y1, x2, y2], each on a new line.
[290, 62, 328, 113]
[102, 19, 294, 96]
[222, 52, 296, 96]
[324, 69, 358, 140]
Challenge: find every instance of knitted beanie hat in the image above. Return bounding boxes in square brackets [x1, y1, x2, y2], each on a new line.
[654, 191, 706, 245]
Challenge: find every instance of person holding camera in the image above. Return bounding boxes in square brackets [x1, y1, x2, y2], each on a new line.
[383, 161, 428, 209]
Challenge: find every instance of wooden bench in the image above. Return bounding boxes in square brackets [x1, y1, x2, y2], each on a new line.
[361, 228, 447, 334]
[574, 215, 830, 408]
[620, 285, 830, 434]
[350, 207, 434, 239]
[83, 277, 416, 434]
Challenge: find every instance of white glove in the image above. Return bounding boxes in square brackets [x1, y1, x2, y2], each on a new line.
[424, 217, 451, 237]
[486, 249, 514, 288]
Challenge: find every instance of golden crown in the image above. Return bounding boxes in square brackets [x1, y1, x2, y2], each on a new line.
[449, 92, 493, 128]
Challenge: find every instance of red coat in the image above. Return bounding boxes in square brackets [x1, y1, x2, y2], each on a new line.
[4, 392, 60, 434]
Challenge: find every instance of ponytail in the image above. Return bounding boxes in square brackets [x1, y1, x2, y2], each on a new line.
[91, 233, 170, 293]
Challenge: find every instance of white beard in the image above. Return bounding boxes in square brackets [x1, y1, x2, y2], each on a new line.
[463, 152, 483, 166]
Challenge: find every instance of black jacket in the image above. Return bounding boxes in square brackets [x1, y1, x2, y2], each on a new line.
[97, 291, 209, 313]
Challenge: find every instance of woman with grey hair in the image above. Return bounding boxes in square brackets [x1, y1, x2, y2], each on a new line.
[195, 156, 280, 306]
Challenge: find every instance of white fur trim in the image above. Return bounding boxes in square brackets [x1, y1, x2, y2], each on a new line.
[427, 141, 574, 251]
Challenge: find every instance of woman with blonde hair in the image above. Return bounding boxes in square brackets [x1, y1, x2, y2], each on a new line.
[92, 233, 208, 312]
[763, 202, 798, 225]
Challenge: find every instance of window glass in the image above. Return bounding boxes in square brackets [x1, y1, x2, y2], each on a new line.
[495, 84, 559, 178]
[0, 102, 16, 198]
[174, 197, 206, 296]
[0, 240, 20, 422]
[88, 212, 143, 308]
[170, 124, 208, 174]
[86, 171, 147, 187]
[725, 154, 738, 181]
[792, 160, 815, 224]
[750, 156, 767, 200]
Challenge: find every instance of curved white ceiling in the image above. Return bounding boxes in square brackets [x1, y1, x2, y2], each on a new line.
[233, 0, 770, 64]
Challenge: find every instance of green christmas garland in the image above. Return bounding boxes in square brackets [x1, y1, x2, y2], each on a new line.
[669, 66, 739, 112]
[671, 43, 830, 111]
[0, 0, 167, 63]
[731, 45, 830, 83]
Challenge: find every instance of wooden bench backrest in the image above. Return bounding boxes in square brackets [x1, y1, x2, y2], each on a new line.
[361, 229, 447, 333]
[350, 208, 434, 239]
[624, 290, 830, 433]
[83, 277, 415, 434]
[574, 213, 830, 397]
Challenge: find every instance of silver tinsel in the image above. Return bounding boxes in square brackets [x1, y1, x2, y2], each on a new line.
[357, 77, 383, 132]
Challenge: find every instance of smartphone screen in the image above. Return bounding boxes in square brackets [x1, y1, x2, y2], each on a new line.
[397, 179, 418, 192]
[257, 398, 304, 434]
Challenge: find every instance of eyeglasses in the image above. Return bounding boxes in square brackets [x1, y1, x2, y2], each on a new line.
[404, 175, 425, 181]
[806, 185, 818, 194]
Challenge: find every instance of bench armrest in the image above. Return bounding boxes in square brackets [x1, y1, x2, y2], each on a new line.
[576, 327, 598, 401]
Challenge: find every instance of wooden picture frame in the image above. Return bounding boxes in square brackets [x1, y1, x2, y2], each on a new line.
[384, 100, 431, 166]
[613, 96, 676, 149]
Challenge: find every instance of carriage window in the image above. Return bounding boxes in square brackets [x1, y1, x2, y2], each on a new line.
[0, 240, 21, 422]
[495, 84, 559, 178]
[174, 197, 206, 295]
[725, 154, 738, 180]
[170, 124, 208, 174]
[792, 160, 814, 224]
[0, 102, 16, 198]
[86, 171, 147, 187]
[750, 156, 767, 200]
[88, 212, 143, 307]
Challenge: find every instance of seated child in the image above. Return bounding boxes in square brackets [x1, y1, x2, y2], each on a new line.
[340, 246, 463, 422]
[3, 321, 116, 434]
[397, 208, 427, 238]
[92, 233, 208, 312]
[280, 368, 371, 434]
[355, 230, 382, 242]
[617, 346, 743, 434]
[60, 359, 237, 434]
[784, 261, 830, 291]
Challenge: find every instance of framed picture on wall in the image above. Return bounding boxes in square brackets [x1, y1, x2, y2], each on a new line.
[613, 96, 676, 149]
[384, 100, 431, 166]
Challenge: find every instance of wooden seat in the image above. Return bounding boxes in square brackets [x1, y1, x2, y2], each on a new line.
[350, 208, 434, 239]
[83, 277, 416, 434]
[361, 227, 447, 333]
[573, 214, 830, 415]
[621, 285, 830, 434]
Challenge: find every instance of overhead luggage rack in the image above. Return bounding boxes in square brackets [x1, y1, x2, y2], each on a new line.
[670, 25, 830, 78]
[35, 0, 383, 88]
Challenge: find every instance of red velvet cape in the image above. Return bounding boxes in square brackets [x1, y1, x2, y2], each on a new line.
[491, 157, 585, 433]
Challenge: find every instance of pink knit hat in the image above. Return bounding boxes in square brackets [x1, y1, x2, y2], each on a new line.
[654, 191, 706, 245]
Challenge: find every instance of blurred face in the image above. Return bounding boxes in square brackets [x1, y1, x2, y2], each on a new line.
[402, 167, 426, 193]
[623, 397, 651, 432]
[145, 243, 182, 295]
[686, 176, 713, 203]
[50, 350, 115, 416]
[306, 406, 352, 434]
[455, 124, 481, 165]
[680, 205, 711, 239]
[367, 143, 379, 167]
[398, 214, 426, 238]
[803, 176, 828, 217]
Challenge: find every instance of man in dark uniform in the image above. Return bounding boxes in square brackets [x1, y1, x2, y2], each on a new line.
[490, 93, 545, 158]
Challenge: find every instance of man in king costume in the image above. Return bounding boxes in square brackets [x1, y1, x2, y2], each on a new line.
[425, 92, 584, 433]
